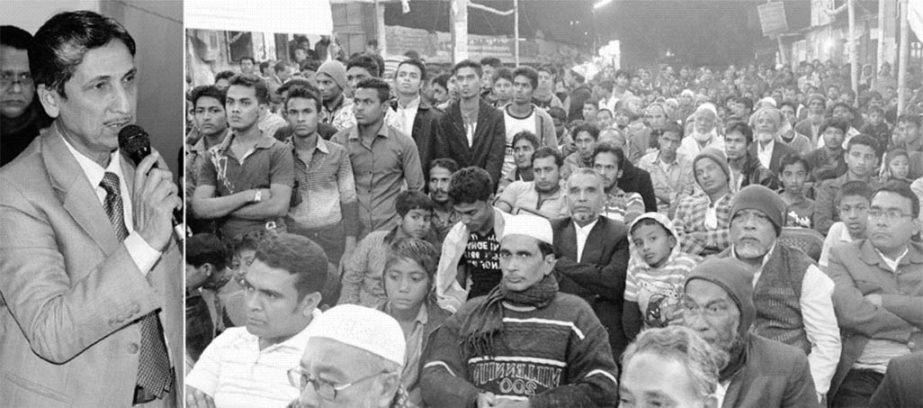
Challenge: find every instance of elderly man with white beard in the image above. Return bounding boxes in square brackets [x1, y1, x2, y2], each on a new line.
[748, 107, 797, 176]
[678, 103, 724, 159]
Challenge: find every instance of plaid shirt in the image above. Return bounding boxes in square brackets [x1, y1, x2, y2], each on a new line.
[673, 193, 734, 256]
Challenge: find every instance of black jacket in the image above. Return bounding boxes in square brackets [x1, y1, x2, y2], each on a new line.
[434, 98, 506, 187]
[618, 161, 658, 213]
[391, 99, 444, 179]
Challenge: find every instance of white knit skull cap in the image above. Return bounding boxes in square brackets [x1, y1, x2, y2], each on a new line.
[502, 214, 554, 245]
[306, 304, 405, 367]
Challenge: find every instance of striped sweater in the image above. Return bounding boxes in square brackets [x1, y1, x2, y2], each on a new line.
[420, 293, 619, 408]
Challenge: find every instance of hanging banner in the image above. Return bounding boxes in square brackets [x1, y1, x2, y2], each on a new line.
[185, 0, 333, 35]
[758, 1, 788, 37]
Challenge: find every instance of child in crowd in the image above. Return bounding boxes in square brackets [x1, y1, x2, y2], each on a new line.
[881, 148, 912, 183]
[778, 153, 815, 228]
[818, 180, 873, 268]
[860, 106, 891, 157]
[622, 212, 702, 341]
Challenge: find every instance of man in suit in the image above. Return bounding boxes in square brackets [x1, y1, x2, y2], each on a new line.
[749, 107, 796, 176]
[551, 168, 631, 357]
[0, 11, 183, 407]
[387, 58, 443, 179]
[434, 59, 506, 188]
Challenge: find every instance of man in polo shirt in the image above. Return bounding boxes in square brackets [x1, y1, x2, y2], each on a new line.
[495, 146, 567, 219]
[186, 233, 327, 408]
[192, 73, 293, 240]
[332, 77, 424, 238]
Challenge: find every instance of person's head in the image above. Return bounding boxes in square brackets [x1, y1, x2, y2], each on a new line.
[428, 158, 458, 204]
[479, 57, 501, 91]
[190, 85, 227, 138]
[531, 146, 563, 194]
[613, 107, 632, 128]
[614, 69, 631, 88]
[452, 59, 482, 100]
[394, 58, 425, 97]
[630, 214, 678, 268]
[430, 73, 451, 104]
[499, 215, 556, 292]
[750, 107, 783, 143]
[593, 142, 626, 191]
[779, 153, 810, 195]
[779, 100, 798, 126]
[819, 117, 850, 150]
[383, 238, 439, 314]
[284, 86, 322, 138]
[512, 130, 539, 170]
[366, 38, 379, 54]
[573, 122, 600, 160]
[567, 67, 586, 87]
[449, 166, 495, 232]
[214, 70, 235, 90]
[297, 305, 405, 408]
[566, 168, 605, 225]
[884, 149, 910, 180]
[692, 105, 718, 135]
[620, 325, 724, 408]
[659, 122, 684, 158]
[315, 60, 348, 103]
[646, 103, 668, 130]
[346, 54, 381, 92]
[548, 106, 567, 138]
[537, 65, 556, 91]
[225, 74, 269, 132]
[595, 108, 614, 129]
[245, 233, 328, 343]
[582, 100, 599, 122]
[826, 84, 840, 101]
[693, 148, 731, 196]
[729, 185, 786, 261]
[511, 66, 537, 105]
[866, 105, 885, 126]
[837, 180, 873, 239]
[185, 233, 229, 290]
[239, 56, 256, 74]
[897, 114, 922, 147]
[683, 258, 755, 353]
[31, 11, 137, 162]
[1, 25, 35, 119]
[806, 93, 825, 114]
[868, 181, 922, 256]
[353, 78, 390, 126]
[293, 47, 309, 62]
[492, 68, 513, 102]
[845, 134, 879, 179]
[228, 230, 267, 278]
[831, 102, 855, 123]
[723, 121, 752, 161]
[395, 190, 434, 240]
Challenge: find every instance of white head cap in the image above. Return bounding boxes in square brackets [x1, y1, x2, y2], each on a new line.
[502, 214, 554, 245]
[306, 305, 406, 367]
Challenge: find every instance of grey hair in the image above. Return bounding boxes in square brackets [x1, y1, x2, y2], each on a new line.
[567, 168, 605, 190]
[621, 326, 727, 399]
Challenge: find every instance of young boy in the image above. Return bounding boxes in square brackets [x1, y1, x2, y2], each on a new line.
[778, 153, 815, 228]
[622, 213, 702, 341]
[860, 106, 891, 157]
[818, 180, 873, 268]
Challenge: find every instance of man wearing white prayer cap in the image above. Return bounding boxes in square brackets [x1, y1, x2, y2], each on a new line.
[421, 214, 619, 407]
[291, 304, 408, 408]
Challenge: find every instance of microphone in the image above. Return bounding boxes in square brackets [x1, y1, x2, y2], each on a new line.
[118, 124, 186, 238]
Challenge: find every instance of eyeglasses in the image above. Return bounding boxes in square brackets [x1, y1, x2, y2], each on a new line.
[867, 207, 914, 223]
[287, 367, 390, 401]
[0, 72, 33, 87]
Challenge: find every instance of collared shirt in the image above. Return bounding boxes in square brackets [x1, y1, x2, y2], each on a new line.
[321, 95, 356, 131]
[387, 96, 421, 138]
[496, 181, 568, 219]
[673, 193, 734, 256]
[757, 139, 774, 170]
[185, 310, 321, 408]
[338, 227, 399, 307]
[61, 135, 160, 275]
[602, 187, 645, 224]
[819, 222, 855, 267]
[331, 123, 424, 236]
[637, 150, 695, 216]
[289, 137, 358, 233]
[185, 128, 229, 199]
[259, 111, 287, 141]
[574, 218, 599, 263]
[384, 302, 428, 407]
[876, 247, 909, 273]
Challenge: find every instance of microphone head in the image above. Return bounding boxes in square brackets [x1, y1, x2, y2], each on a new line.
[118, 124, 151, 165]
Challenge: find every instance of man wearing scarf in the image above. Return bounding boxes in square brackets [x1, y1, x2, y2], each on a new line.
[421, 215, 619, 408]
[681, 258, 819, 408]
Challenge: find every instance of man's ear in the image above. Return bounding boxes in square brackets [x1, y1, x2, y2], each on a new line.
[299, 292, 321, 316]
[202, 263, 215, 278]
[37, 84, 61, 118]
[375, 371, 402, 408]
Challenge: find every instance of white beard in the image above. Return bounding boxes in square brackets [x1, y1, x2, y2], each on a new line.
[756, 131, 775, 143]
[692, 128, 716, 142]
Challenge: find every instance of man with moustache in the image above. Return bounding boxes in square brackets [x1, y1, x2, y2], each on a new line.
[0, 11, 183, 406]
[192, 74, 294, 240]
[748, 107, 796, 175]
[1, 25, 49, 166]
[428, 158, 460, 244]
[387, 58, 443, 179]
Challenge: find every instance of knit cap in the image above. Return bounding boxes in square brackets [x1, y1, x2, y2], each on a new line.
[684, 258, 755, 338]
[730, 184, 786, 235]
[306, 304, 406, 367]
[315, 60, 347, 92]
[693, 147, 730, 185]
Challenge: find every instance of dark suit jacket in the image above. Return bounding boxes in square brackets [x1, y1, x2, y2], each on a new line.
[748, 139, 797, 175]
[392, 99, 444, 179]
[434, 97, 506, 187]
[618, 161, 658, 213]
[869, 352, 923, 408]
[551, 216, 631, 356]
[0, 125, 183, 407]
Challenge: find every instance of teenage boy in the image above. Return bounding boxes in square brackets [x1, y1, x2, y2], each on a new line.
[673, 147, 735, 256]
[814, 134, 881, 235]
[637, 122, 696, 217]
[778, 153, 815, 229]
[818, 181, 873, 268]
[561, 122, 599, 179]
[804, 117, 850, 182]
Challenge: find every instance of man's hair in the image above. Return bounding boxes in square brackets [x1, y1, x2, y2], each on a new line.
[597, 108, 613, 118]
[874, 180, 921, 218]
[448, 166, 493, 204]
[432, 73, 451, 89]
[866, 105, 885, 116]
[837, 180, 874, 206]
[367, 38, 379, 48]
[725, 121, 753, 145]
[779, 100, 798, 112]
[621, 326, 727, 400]
[1, 25, 33, 50]
[593, 142, 626, 171]
[479, 57, 502, 69]
[228, 73, 270, 104]
[347, 53, 381, 77]
[355, 77, 390, 104]
[512, 130, 540, 150]
[831, 101, 855, 117]
[599, 81, 614, 93]
[187, 233, 228, 271]
[531, 146, 563, 168]
[537, 64, 556, 76]
[239, 56, 255, 65]
[897, 113, 922, 128]
[735, 96, 753, 112]
[493, 68, 513, 83]
[383, 238, 439, 290]
[273, 60, 291, 74]
[285, 86, 322, 112]
[779, 153, 811, 174]
[30, 10, 136, 97]
[396, 190, 434, 217]
[254, 233, 328, 300]
[846, 134, 878, 154]
[214, 70, 236, 83]
[190, 85, 226, 109]
[429, 157, 459, 175]
[230, 229, 268, 255]
[452, 59, 482, 77]
[661, 122, 684, 139]
[547, 106, 567, 121]
[819, 117, 851, 135]
[573, 122, 600, 141]
[513, 66, 539, 90]
[397, 58, 427, 82]
[567, 167, 604, 189]
[277, 78, 318, 96]
[614, 69, 631, 80]
[259, 60, 271, 73]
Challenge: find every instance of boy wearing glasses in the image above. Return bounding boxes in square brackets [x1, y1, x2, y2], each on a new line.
[825, 181, 923, 407]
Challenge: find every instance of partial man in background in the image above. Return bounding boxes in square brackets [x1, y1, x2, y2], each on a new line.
[1, 25, 49, 166]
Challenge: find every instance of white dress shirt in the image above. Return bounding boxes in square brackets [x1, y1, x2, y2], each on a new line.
[756, 139, 774, 170]
[573, 218, 599, 263]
